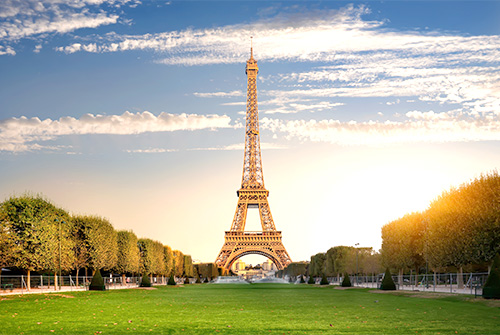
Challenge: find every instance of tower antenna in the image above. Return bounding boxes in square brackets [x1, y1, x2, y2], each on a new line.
[250, 36, 253, 58]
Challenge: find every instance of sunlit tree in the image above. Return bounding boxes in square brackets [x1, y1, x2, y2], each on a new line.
[73, 215, 117, 273]
[0, 194, 74, 290]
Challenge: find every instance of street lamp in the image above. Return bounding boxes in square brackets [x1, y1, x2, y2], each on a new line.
[55, 218, 64, 291]
[355, 243, 360, 275]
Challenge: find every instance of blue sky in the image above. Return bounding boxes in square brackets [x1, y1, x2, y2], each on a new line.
[1, 1, 500, 265]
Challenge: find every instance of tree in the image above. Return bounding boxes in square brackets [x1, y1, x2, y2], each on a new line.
[0, 194, 74, 290]
[0, 204, 18, 271]
[483, 253, 500, 299]
[309, 253, 326, 277]
[325, 246, 357, 276]
[163, 245, 174, 277]
[115, 230, 140, 280]
[150, 240, 166, 278]
[381, 212, 425, 274]
[284, 262, 308, 278]
[138, 238, 154, 276]
[140, 272, 152, 287]
[380, 268, 396, 290]
[426, 172, 500, 271]
[183, 255, 194, 277]
[173, 250, 184, 277]
[341, 273, 351, 287]
[73, 215, 117, 273]
[89, 269, 106, 291]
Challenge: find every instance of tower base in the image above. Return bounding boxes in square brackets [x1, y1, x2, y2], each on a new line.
[215, 231, 292, 270]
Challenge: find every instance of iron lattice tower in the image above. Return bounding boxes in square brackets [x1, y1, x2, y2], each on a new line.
[215, 46, 292, 270]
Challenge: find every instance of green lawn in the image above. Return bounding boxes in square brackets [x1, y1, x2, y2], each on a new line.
[1, 284, 499, 334]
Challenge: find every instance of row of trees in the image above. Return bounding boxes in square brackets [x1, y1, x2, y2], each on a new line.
[382, 171, 500, 278]
[0, 194, 216, 290]
[278, 246, 382, 279]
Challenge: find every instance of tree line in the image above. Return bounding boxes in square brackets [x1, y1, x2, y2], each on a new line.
[0, 194, 220, 290]
[381, 171, 500, 280]
[278, 246, 381, 280]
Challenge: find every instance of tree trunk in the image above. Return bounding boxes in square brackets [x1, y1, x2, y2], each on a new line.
[54, 273, 58, 291]
[27, 269, 31, 291]
[76, 268, 80, 286]
[457, 266, 464, 289]
[122, 274, 126, 286]
[398, 268, 403, 288]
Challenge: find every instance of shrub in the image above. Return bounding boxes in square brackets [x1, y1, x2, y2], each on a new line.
[140, 273, 152, 287]
[195, 277, 201, 284]
[483, 253, 500, 299]
[307, 276, 315, 284]
[380, 268, 396, 290]
[167, 275, 176, 285]
[341, 273, 351, 287]
[320, 275, 329, 285]
[300, 276, 305, 284]
[89, 269, 106, 291]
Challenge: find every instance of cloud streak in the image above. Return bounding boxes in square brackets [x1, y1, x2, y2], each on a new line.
[261, 110, 500, 146]
[0, 0, 132, 54]
[0, 111, 232, 152]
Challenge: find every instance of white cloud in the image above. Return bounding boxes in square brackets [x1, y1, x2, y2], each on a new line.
[264, 101, 344, 114]
[0, 111, 233, 152]
[53, 4, 500, 69]
[0, 0, 131, 54]
[33, 44, 42, 53]
[0, 44, 15, 55]
[189, 142, 286, 151]
[193, 90, 243, 98]
[50, 3, 500, 117]
[125, 148, 178, 154]
[261, 110, 500, 146]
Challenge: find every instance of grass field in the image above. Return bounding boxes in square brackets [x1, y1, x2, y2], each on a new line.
[1, 284, 499, 334]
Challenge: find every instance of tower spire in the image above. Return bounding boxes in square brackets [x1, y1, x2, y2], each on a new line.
[250, 36, 253, 59]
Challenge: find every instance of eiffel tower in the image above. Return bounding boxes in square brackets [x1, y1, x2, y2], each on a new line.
[215, 45, 292, 271]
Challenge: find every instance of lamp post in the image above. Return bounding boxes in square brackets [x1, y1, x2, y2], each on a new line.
[56, 218, 64, 291]
[355, 243, 359, 275]
[59, 220, 62, 290]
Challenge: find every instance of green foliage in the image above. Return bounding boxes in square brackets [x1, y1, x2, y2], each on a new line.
[115, 230, 140, 275]
[73, 215, 117, 272]
[163, 245, 174, 277]
[89, 269, 106, 291]
[309, 253, 326, 277]
[173, 250, 184, 277]
[381, 212, 425, 272]
[307, 276, 315, 284]
[324, 246, 379, 276]
[483, 253, 500, 299]
[341, 273, 351, 287]
[382, 171, 500, 272]
[283, 262, 308, 278]
[168, 274, 176, 285]
[138, 238, 166, 276]
[140, 273, 152, 287]
[184, 255, 194, 277]
[320, 275, 329, 285]
[380, 268, 396, 291]
[0, 194, 74, 276]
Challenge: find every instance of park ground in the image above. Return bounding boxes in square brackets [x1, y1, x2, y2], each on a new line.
[0, 284, 499, 334]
